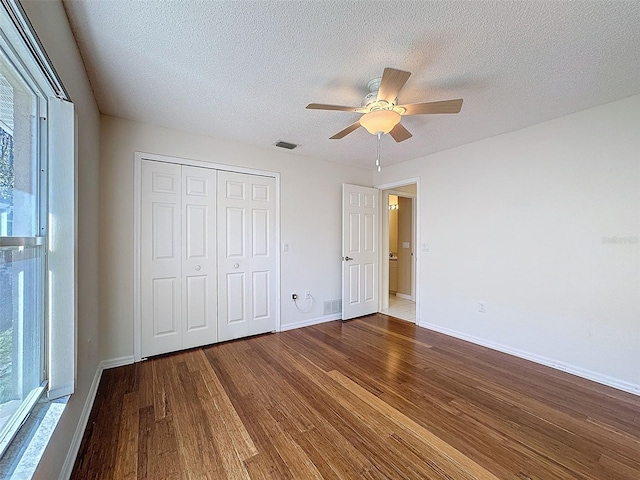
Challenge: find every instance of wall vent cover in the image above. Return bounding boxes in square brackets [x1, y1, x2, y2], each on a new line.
[274, 140, 298, 150]
[324, 299, 342, 315]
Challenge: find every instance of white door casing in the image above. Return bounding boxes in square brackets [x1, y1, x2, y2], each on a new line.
[342, 183, 379, 320]
[217, 171, 277, 341]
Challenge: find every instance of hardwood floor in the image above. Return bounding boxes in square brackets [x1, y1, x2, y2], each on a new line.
[72, 315, 640, 479]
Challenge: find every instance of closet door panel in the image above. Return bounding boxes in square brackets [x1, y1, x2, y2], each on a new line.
[225, 208, 245, 257]
[141, 160, 182, 357]
[218, 171, 276, 342]
[152, 278, 179, 335]
[182, 166, 218, 349]
[252, 270, 270, 319]
[185, 275, 208, 329]
[226, 272, 245, 322]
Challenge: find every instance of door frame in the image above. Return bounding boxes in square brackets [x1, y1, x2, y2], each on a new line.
[133, 151, 281, 362]
[375, 177, 420, 323]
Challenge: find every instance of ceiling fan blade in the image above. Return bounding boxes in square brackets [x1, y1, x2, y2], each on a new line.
[376, 68, 411, 103]
[330, 121, 361, 139]
[399, 99, 463, 115]
[389, 123, 412, 143]
[306, 103, 359, 112]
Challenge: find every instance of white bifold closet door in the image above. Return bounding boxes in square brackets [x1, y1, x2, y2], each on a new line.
[217, 171, 277, 342]
[140, 160, 218, 357]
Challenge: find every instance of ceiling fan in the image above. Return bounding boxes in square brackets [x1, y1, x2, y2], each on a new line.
[306, 67, 463, 144]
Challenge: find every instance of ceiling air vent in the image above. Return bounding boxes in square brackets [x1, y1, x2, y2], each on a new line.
[274, 140, 298, 150]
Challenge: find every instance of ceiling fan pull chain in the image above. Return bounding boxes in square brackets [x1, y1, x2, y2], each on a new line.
[376, 132, 382, 172]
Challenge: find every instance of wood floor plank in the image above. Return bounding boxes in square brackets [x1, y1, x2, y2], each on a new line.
[192, 372, 250, 479]
[135, 405, 152, 480]
[113, 391, 139, 480]
[149, 414, 184, 479]
[164, 357, 227, 479]
[73, 315, 640, 479]
[248, 344, 415, 478]
[327, 369, 500, 480]
[270, 347, 476, 479]
[136, 360, 154, 410]
[151, 359, 168, 421]
[192, 350, 258, 460]
[237, 394, 295, 480]
[599, 453, 640, 480]
[291, 427, 371, 480]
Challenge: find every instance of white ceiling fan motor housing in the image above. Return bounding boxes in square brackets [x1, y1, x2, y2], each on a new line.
[361, 77, 398, 110]
[361, 77, 381, 107]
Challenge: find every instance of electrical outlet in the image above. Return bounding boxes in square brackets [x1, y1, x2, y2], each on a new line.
[305, 290, 310, 299]
[478, 302, 486, 313]
[291, 293, 297, 300]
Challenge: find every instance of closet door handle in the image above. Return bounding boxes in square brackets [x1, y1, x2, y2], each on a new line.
[344, 256, 353, 261]
[234, 263, 240, 269]
[195, 265, 201, 271]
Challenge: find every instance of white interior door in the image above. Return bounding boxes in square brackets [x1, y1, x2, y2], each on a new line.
[181, 166, 218, 349]
[342, 183, 379, 320]
[140, 160, 183, 356]
[217, 171, 276, 342]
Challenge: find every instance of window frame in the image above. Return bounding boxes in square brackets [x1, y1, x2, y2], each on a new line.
[0, 0, 73, 459]
[0, 33, 48, 459]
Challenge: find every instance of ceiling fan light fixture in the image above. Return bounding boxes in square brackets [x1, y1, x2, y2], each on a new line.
[360, 110, 401, 135]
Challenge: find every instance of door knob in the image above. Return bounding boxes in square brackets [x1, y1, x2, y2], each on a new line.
[344, 256, 353, 261]
[195, 265, 201, 271]
[234, 263, 240, 269]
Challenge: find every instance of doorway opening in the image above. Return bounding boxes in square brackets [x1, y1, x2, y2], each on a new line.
[378, 182, 417, 323]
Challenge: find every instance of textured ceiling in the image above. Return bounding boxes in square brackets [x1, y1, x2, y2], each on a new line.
[61, 0, 640, 169]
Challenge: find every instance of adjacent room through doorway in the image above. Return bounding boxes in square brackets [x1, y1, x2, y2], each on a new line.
[380, 184, 417, 322]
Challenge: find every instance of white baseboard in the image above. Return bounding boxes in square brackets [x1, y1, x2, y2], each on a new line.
[280, 314, 341, 332]
[396, 293, 413, 300]
[418, 321, 640, 396]
[101, 355, 135, 370]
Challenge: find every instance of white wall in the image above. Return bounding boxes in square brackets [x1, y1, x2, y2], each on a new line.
[377, 95, 640, 392]
[20, 1, 102, 478]
[99, 115, 371, 361]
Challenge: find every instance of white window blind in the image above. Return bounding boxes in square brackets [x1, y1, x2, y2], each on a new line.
[47, 97, 75, 399]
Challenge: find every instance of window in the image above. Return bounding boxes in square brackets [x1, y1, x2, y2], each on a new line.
[0, 0, 73, 458]
[0, 33, 46, 458]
